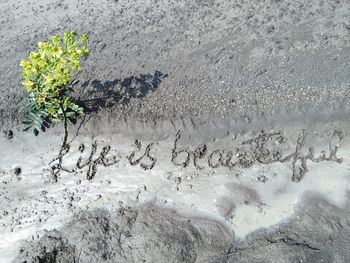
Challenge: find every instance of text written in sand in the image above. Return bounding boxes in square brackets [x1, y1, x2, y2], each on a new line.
[48, 130, 343, 183]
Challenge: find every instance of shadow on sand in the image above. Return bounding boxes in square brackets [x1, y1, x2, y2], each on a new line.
[67, 70, 167, 143]
[77, 70, 167, 112]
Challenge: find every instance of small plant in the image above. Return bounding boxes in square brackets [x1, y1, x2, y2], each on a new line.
[21, 31, 89, 149]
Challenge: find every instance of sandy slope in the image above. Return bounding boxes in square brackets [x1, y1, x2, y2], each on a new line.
[1, 0, 350, 262]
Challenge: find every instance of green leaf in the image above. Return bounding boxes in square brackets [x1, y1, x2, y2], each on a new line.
[22, 120, 33, 125]
[52, 118, 62, 124]
[66, 112, 75, 117]
[42, 119, 50, 128]
[34, 117, 43, 128]
[39, 110, 49, 118]
[68, 79, 79, 87]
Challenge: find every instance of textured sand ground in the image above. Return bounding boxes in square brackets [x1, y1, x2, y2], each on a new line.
[1, 0, 350, 262]
[1, 118, 350, 262]
[1, 0, 350, 128]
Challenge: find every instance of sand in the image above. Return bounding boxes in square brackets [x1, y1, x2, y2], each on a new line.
[1, 0, 350, 262]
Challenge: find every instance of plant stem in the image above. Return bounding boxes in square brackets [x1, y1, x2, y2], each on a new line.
[60, 104, 68, 149]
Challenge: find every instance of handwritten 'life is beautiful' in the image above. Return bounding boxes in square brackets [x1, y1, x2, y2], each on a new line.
[48, 129, 343, 183]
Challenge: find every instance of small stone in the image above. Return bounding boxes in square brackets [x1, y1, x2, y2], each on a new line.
[257, 175, 268, 183]
[4, 130, 13, 140]
[14, 167, 21, 176]
[267, 25, 275, 33]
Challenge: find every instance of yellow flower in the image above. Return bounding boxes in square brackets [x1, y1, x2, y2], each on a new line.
[51, 36, 61, 46]
[22, 80, 35, 91]
[20, 60, 27, 67]
[38, 60, 46, 69]
[45, 75, 54, 84]
[22, 80, 33, 86]
[21, 32, 90, 133]
[29, 52, 39, 60]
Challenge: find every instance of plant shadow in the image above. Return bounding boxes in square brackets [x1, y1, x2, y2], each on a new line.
[76, 70, 168, 112]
